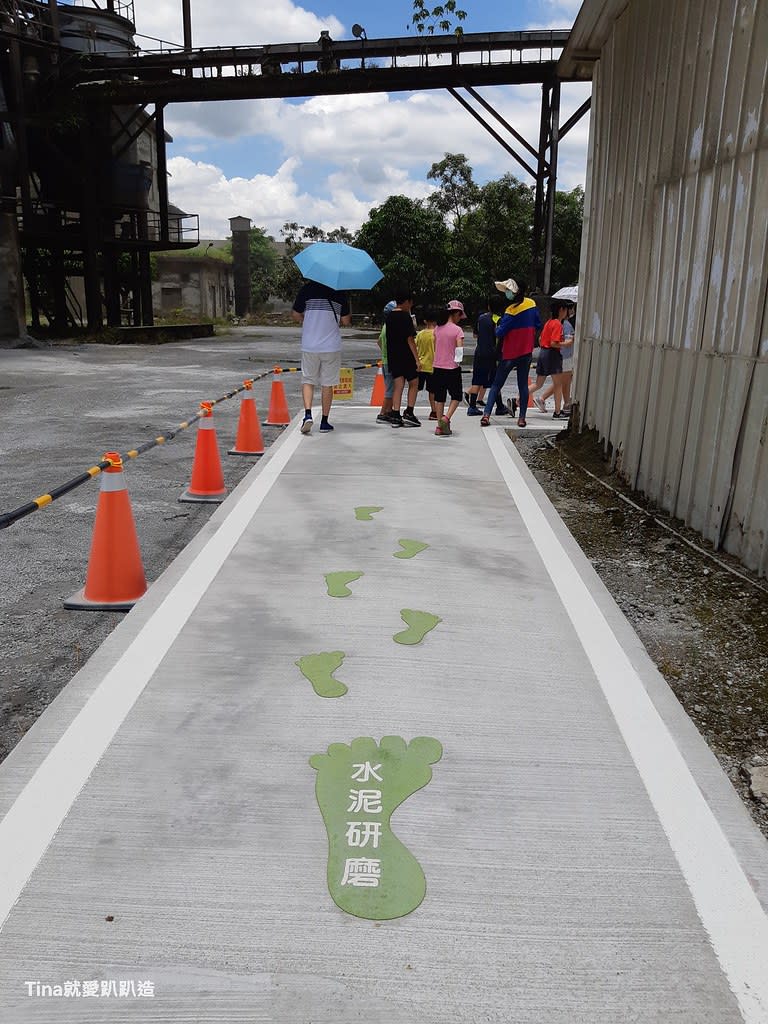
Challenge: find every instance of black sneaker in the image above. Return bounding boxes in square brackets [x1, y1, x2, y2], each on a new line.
[390, 412, 404, 428]
[402, 410, 421, 427]
[376, 412, 391, 424]
[495, 405, 509, 416]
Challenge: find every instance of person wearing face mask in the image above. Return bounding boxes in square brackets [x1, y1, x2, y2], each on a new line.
[480, 278, 542, 429]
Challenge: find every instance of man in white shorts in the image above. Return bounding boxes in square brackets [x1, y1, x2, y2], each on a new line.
[292, 280, 351, 433]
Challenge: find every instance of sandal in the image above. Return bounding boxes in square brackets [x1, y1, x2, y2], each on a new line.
[517, 418, 527, 428]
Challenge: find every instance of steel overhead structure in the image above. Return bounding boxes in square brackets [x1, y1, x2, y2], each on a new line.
[74, 31, 570, 104]
[71, 28, 587, 293]
[1, 11, 588, 336]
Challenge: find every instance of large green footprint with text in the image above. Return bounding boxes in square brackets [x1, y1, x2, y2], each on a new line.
[310, 736, 443, 920]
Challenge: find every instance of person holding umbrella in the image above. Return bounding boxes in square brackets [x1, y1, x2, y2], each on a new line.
[292, 279, 351, 433]
[291, 242, 383, 433]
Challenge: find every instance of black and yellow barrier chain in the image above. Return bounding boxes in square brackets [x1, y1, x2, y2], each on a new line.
[0, 363, 383, 530]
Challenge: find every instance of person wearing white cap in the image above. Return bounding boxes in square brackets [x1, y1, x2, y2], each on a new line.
[481, 279, 541, 428]
[430, 299, 467, 436]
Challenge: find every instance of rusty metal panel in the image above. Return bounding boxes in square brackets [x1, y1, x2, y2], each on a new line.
[574, 0, 768, 577]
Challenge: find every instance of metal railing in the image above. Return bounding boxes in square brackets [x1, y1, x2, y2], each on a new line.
[112, 211, 199, 246]
[66, 0, 134, 24]
[0, 0, 55, 43]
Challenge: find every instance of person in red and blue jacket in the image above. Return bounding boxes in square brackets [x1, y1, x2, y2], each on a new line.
[480, 278, 542, 428]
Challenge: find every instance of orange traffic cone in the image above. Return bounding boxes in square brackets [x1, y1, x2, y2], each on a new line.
[369, 363, 386, 406]
[263, 368, 291, 426]
[228, 381, 265, 456]
[64, 452, 147, 611]
[179, 402, 227, 503]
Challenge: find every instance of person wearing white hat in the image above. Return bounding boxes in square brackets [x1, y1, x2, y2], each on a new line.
[494, 278, 518, 298]
[430, 300, 467, 436]
[481, 279, 541, 428]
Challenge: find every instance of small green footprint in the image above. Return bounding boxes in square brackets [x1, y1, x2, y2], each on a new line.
[394, 539, 429, 560]
[324, 571, 364, 598]
[310, 735, 443, 920]
[295, 651, 348, 698]
[354, 506, 383, 521]
[393, 609, 441, 646]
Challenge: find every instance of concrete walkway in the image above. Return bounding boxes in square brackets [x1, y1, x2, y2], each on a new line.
[1, 407, 767, 1023]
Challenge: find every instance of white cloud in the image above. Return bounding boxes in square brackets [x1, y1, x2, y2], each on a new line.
[133, 0, 344, 49]
[166, 153, 433, 238]
[164, 83, 590, 237]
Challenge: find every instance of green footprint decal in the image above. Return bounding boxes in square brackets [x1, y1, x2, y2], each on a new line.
[394, 539, 429, 560]
[310, 735, 443, 920]
[295, 651, 348, 698]
[393, 609, 442, 646]
[354, 506, 383, 521]
[325, 571, 364, 598]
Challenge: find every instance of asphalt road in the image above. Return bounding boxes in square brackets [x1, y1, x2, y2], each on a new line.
[0, 327, 385, 763]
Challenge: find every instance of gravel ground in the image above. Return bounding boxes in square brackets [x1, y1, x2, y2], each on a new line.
[518, 428, 768, 838]
[1, 330, 767, 837]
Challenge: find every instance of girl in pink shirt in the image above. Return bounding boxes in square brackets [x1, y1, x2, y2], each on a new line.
[430, 299, 467, 436]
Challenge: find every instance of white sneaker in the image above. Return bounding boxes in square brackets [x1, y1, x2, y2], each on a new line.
[533, 396, 547, 413]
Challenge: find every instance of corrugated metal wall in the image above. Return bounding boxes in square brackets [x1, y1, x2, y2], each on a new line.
[575, 0, 768, 577]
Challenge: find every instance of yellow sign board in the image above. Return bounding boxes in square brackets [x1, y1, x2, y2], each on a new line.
[333, 367, 355, 401]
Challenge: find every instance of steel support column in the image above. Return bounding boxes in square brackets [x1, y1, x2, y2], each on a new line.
[448, 75, 579, 294]
[543, 80, 560, 295]
[156, 103, 169, 242]
[81, 114, 104, 330]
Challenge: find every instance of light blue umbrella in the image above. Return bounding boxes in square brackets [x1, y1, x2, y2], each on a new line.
[293, 241, 383, 291]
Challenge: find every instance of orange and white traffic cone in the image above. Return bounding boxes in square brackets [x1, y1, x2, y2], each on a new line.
[263, 368, 291, 426]
[369, 363, 386, 406]
[64, 452, 147, 611]
[228, 381, 264, 456]
[179, 402, 227, 503]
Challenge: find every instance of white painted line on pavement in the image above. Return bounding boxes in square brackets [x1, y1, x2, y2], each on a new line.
[0, 429, 304, 932]
[485, 427, 768, 1024]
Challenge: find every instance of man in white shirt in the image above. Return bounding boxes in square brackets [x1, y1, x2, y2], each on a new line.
[292, 280, 351, 433]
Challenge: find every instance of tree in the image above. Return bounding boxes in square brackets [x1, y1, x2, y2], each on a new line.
[411, 0, 467, 36]
[426, 153, 480, 236]
[354, 195, 449, 309]
[550, 186, 584, 291]
[467, 174, 536, 286]
[247, 227, 278, 306]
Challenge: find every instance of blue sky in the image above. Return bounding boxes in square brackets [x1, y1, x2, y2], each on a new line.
[134, 0, 588, 238]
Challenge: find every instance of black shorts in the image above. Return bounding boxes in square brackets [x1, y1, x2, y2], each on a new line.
[471, 360, 496, 388]
[431, 367, 463, 403]
[418, 372, 433, 392]
[388, 347, 418, 381]
[536, 347, 563, 377]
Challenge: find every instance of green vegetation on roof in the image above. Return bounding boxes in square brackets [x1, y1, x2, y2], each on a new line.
[155, 243, 233, 263]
